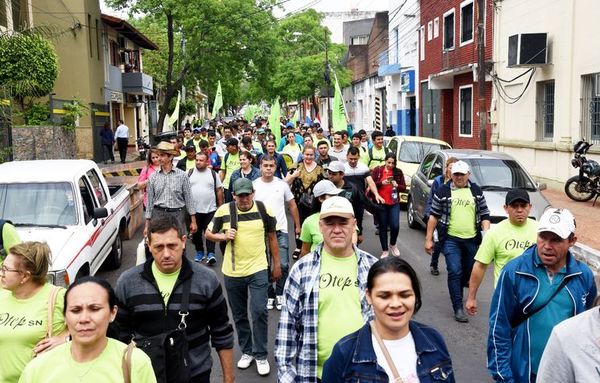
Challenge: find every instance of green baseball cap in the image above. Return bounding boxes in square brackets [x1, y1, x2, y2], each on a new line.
[233, 178, 254, 195]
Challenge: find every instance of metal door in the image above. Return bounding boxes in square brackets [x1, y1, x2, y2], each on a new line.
[421, 82, 441, 139]
[91, 104, 110, 162]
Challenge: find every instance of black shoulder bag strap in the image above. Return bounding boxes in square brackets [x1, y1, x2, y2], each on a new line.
[510, 277, 569, 328]
[254, 200, 271, 272]
[228, 202, 238, 271]
[178, 277, 192, 329]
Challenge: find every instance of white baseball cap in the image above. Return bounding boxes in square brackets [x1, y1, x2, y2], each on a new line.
[451, 160, 470, 174]
[327, 161, 346, 173]
[537, 208, 576, 239]
[313, 180, 343, 198]
[320, 196, 354, 219]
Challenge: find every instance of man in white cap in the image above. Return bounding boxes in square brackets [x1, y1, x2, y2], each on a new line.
[425, 160, 491, 323]
[276, 196, 377, 382]
[486, 208, 596, 383]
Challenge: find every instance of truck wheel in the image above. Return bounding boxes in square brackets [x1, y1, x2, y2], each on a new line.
[104, 233, 123, 270]
[407, 198, 421, 230]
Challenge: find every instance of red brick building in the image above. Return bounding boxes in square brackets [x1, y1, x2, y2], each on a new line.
[419, 0, 493, 149]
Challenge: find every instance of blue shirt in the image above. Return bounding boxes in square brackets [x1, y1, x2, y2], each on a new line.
[529, 256, 573, 373]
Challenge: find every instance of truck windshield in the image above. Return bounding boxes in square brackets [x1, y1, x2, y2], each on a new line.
[0, 182, 78, 226]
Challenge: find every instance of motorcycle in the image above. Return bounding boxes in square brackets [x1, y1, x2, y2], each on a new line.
[564, 139, 600, 204]
[136, 136, 150, 161]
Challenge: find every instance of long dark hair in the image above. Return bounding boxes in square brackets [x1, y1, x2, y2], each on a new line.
[367, 257, 422, 313]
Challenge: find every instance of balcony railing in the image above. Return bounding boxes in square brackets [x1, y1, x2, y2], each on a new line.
[122, 72, 153, 96]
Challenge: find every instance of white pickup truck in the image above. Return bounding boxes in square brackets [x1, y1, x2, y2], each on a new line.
[0, 160, 131, 286]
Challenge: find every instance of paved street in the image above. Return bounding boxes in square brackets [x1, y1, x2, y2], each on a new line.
[99, 210, 495, 382]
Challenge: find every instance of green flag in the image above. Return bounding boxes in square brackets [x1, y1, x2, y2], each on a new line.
[332, 78, 347, 133]
[211, 80, 223, 118]
[268, 97, 281, 147]
[292, 108, 300, 124]
[167, 90, 181, 129]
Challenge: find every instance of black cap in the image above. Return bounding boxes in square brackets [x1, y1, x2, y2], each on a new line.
[505, 189, 530, 205]
[226, 137, 239, 147]
[185, 144, 196, 151]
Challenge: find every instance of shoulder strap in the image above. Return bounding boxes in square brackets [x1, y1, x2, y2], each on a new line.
[511, 278, 569, 328]
[211, 169, 218, 198]
[187, 168, 194, 177]
[180, 277, 192, 313]
[228, 202, 238, 271]
[122, 342, 136, 383]
[255, 200, 271, 271]
[0, 219, 5, 249]
[46, 285, 61, 338]
[224, 153, 230, 168]
[370, 321, 404, 382]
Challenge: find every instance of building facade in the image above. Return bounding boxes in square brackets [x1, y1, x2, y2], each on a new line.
[491, 0, 600, 187]
[419, 0, 493, 147]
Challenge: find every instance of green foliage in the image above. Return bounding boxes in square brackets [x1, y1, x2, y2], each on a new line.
[23, 102, 50, 125]
[0, 33, 58, 101]
[61, 99, 89, 132]
[179, 99, 197, 118]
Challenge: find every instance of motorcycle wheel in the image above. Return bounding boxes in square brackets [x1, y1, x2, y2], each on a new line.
[564, 176, 596, 202]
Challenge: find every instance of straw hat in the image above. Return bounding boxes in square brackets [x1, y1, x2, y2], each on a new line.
[155, 141, 179, 156]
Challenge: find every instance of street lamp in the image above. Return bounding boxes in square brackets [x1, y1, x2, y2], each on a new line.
[292, 31, 332, 130]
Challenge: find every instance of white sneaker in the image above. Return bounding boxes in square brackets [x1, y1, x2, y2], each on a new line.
[275, 295, 283, 311]
[381, 251, 389, 258]
[389, 245, 400, 257]
[256, 359, 270, 376]
[266, 298, 275, 310]
[237, 354, 254, 369]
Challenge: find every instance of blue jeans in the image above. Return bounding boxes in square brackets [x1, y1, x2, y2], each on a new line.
[442, 236, 478, 312]
[224, 269, 269, 359]
[377, 203, 400, 251]
[268, 231, 289, 298]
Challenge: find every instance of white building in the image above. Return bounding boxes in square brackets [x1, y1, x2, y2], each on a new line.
[491, 0, 600, 188]
[381, 0, 419, 135]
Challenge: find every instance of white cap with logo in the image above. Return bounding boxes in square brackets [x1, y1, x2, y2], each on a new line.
[320, 196, 354, 219]
[451, 160, 470, 174]
[537, 208, 576, 239]
[313, 180, 343, 198]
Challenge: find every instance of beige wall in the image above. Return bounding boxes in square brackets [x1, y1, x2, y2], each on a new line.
[33, 0, 105, 158]
[491, 0, 600, 188]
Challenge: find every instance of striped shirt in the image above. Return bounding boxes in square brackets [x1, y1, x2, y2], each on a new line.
[275, 244, 377, 383]
[145, 167, 195, 219]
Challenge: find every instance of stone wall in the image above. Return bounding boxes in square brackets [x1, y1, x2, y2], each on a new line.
[12, 125, 76, 160]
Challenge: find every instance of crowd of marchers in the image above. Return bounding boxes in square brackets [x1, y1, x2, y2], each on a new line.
[0, 116, 598, 383]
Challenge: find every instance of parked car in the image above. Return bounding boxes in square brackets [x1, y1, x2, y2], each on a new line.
[384, 135, 452, 203]
[407, 149, 551, 229]
[0, 160, 131, 286]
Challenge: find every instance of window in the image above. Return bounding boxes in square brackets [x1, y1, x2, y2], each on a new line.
[110, 40, 121, 67]
[459, 85, 473, 136]
[96, 19, 101, 60]
[443, 9, 455, 50]
[419, 26, 425, 61]
[427, 21, 433, 41]
[86, 170, 108, 206]
[460, 1, 474, 45]
[79, 178, 95, 224]
[581, 73, 600, 143]
[429, 156, 444, 181]
[88, 14, 93, 58]
[351, 35, 369, 45]
[393, 27, 400, 64]
[536, 81, 555, 141]
[434, 17, 440, 38]
[418, 153, 437, 179]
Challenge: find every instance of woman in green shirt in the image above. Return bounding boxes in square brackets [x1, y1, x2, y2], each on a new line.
[19, 276, 156, 383]
[0, 242, 68, 383]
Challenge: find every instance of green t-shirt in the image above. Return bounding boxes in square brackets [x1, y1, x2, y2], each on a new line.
[0, 283, 66, 383]
[299, 213, 322, 251]
[185, 158, 195, 171]
[151, 262, 180, 305]
[223, 152, 240, 190]
[475, 218, 538, 285]
[18, 338, 157, 383]
[448, 187, 477, 239]
[317, 250, 364, 378]
[363, 146, 387, 169]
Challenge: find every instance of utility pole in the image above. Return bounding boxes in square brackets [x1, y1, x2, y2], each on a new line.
[324, 30, 332, 131]
[477, 0, 487, 150]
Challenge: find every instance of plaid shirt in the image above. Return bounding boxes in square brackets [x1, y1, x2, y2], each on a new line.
[275, 244, 377, 383]
[145, 167, 195, 219]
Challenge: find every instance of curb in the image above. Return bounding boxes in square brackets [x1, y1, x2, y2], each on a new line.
[572, 243, 600, 286]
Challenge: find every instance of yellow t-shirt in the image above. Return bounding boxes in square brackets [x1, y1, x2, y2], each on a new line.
[223, 152, 240, 190]
[208, 202, 276, 277]
[475, 218, 538, 285]
[185, 158, 195, 171]
[151, 262, 181, 305]
[448, 187, 477, 239]
[0, 283, 66, 383]
[316, 250, 364, 378]
[18, 338, 157, 383]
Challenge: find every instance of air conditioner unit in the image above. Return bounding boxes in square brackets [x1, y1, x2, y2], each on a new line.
[508, 33, 548, 67]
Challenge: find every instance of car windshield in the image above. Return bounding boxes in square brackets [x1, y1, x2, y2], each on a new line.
[400, 141, 451, 164]
[463, 159, 537, 190]
[0, 182, 77, 226]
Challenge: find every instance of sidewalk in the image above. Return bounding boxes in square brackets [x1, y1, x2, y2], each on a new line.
[542, 188, 600, 281]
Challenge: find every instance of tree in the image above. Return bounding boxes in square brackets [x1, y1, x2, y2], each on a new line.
[107, 0, 279, 132]
[0, 33, 58, 109]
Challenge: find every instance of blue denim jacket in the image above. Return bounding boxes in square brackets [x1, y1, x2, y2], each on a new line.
[322, 321, 455, 382]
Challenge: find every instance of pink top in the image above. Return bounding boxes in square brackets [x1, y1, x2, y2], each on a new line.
[138, 165, 158, 207]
